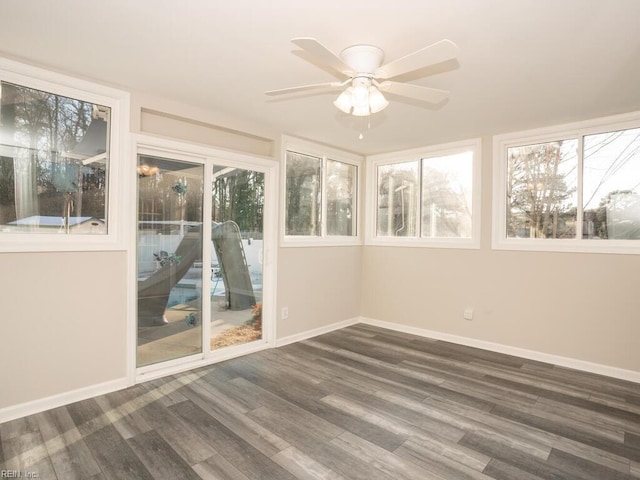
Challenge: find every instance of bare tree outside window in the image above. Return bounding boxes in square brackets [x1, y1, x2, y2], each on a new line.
[506, 140, 578, 239]
[0, 81, 110, 234]
[326, 159, 356, 236]
[212, 167, 264, 238]
[421, 152, 473, 238]
[285, 151, 322, 236]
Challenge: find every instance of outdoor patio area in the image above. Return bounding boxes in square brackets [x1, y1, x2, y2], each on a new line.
[137, 295, 261, 366]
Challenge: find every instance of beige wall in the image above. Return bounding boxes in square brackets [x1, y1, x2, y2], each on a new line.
[0, 95, 364, 416]
[361, 136, 640, 372]
[0, 251, 128, 409]
[3, 93, 638, 419]
[276, 246, 362, 340]
[132, 93, 276, 157]
[361, 247, 640, 371]
[0, 245, 365, 413]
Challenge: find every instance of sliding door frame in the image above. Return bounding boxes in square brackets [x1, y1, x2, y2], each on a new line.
[128, 134, 278, 383]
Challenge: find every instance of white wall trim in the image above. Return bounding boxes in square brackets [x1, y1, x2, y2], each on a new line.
[359, 317, 640, 384]
[2, 339, 274, 423]
[0, 377, 130, 424]
[276, 317, 361, 347]
[5, 313, 637, 423]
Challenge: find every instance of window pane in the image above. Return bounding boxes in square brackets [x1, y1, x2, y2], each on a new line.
[583, 128, 640, 240]
[211, 166, 264, 350]
[326, 159, 356, 236]
[137, 155, 204, 367]
[285, 151, 321, 236]
[377, 161, 419, 237]
[506, 140, 578, 239]
[421, 152, 473, 238]
[0, 81, 110, 234]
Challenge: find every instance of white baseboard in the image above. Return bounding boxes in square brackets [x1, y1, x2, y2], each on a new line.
[359, 317, 640, 384]
[6, 315, 635, 424]
[1, 320, 357, 424]
[276, 317, 360, 347]
[0, 377, 130, 424]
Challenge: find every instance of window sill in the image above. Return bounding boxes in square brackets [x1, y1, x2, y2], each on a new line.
[0, 234, 127, 253]
[365, 237, 480, 249]
[492, 238, 640, 255]
[280, 236, 362, 248]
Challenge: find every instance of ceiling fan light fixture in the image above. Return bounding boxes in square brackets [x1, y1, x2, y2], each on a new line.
[334, 76, 389, 116]
[351, 77, 371, 111]
[369, 86, 389, 114]
[333, 87, 353, 114]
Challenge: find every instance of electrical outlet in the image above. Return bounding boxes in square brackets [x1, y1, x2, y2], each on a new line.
[282, 307, 289, 320]
[463, 308, 473, 320]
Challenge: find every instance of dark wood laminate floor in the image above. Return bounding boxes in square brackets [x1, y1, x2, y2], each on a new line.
[2, 323, 640, 479]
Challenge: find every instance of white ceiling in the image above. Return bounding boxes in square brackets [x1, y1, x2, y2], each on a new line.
[1, 0, 639, 155]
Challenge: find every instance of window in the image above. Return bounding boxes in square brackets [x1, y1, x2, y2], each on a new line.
[493, 112, 640, 253]
[367, 139, 481, 248]
[506, 139, 578, 239]
[0, 82, 110, 235]
[422, 152, 474, 239]
[326, 158, 357, 236]
[285, 151, 322, 236]
[0, 57, 129, 251]
[377, 160, 419, 237]
[282, 137, 361, 246]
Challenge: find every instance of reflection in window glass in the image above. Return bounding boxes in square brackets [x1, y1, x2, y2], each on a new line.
[377, 161, 419, 237]
[285, 151, 321, 236]
[137, 155, 204, 367]
[506, 140, 578, 239]
[211, 166, 264, 350]
[421, 152, 473, 238]
[0, 81, 110, 234]
[583, 128, 640, 240]
[326, 159, 356, 236]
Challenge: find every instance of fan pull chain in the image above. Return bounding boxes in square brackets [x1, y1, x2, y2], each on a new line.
[358, 114, 372, 140]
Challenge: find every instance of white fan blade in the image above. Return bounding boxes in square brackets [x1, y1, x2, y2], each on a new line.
[291, 38, 354, 76]
[265, 82, 342, 96]
[375, 39, 459, 80]
[378, 81, 449, 104]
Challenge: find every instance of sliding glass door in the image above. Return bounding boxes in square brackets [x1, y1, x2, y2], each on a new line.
[136, 156, 204, 367]
[135, 149, 270, 369]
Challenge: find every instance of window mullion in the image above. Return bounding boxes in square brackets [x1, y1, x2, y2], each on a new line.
[576, 134, 584, 240]
[321, 156, 328, 238]
[417, 158, 423, 237]
[202, 160, 213, 359]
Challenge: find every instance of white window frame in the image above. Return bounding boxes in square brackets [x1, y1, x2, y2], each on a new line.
[130, 134, 279, 382]
[493, 111, 640, 254]
[0, 57, 130, 252]
[281, 136, 363, 247]
[366, 138, 482, 249]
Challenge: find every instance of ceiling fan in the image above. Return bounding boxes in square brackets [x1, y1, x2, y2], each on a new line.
[265, 37, 459, 116]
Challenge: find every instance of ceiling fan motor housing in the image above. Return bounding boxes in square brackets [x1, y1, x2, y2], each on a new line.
[339, 45, 385, 75]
